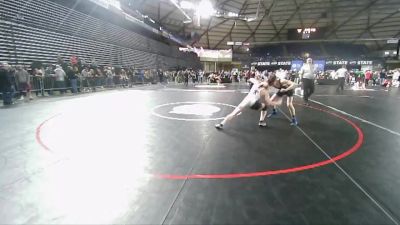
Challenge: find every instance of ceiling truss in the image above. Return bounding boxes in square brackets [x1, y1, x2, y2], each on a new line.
[122, 0, 400, 50]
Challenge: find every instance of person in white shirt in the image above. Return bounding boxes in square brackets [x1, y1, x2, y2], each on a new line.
[54, 65, 66, 94]
[336, 65, 348, 93]
[393, 69, 400, 87]
[198, 70, 204, 83]
[299, 58, 316, 105]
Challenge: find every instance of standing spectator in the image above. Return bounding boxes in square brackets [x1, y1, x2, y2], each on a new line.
[365, 70, 373, 87]
[139, 69, 146, 84]
[105, 67, 114, 88]
[96, 68, 104, 88]
[127, 67, 134, 87]
[66, 66, 78, 94]
[57, 54, 64, 67]
[90, 56, 98, 69]
[44, 65, 54, 95]
[198, 70, 204, 83]
[299, 58, 316, 105]
[157, 69, 164, 84]
[120, 69, 129, 88]
[54, 65, 66, 94]
[191, 69, 197, 84]
[144, 70, 151, 83]
[336, 65, 348, 93]
[372, 71, 379, 86]
[0, 62, 15, 105]
[33, 67, 45, 96]
[15, 66, 33, 100]
[392, 69, 400, 88]
[70, 55, 78, 67]
[80, 67, 90, 92]
[183, 69, 189, 86]
[113, 68, 121, 87]
[379, 69, 386, 85]
[88, 68, 97, 91]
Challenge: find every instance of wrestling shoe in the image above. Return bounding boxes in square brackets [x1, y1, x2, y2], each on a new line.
[290, 118, 298, 126]
[258, 121, 267, 127]
[215, 123, 224, 130]
[267, 109, 277, 118]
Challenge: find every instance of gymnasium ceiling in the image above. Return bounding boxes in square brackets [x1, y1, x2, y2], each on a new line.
[121, 0, 400, 50]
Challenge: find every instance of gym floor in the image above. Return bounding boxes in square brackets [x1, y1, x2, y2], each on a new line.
[0, 83, 399, 224]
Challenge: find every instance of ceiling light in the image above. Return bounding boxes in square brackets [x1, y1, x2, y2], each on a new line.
[227, 12, 238, 17]
[196, 0, 215, 18]
[245, 17, 256, 22]
[169, 0, 192, 23]
[180, 1, 194, 9]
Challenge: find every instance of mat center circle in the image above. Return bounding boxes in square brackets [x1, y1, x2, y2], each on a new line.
[151, 102, 236, 121]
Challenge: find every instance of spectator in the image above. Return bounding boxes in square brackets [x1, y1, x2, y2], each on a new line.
[372, 71, 379, 86]
[184, 69, 189, 86]
[15, 66, 33, 100]
[66, 66, 78, 94]
[80, 67, 90, 92]
[54, 65, 66, 94]
[379, 69, 386, 85]
[392, 69, 400, 88]
[105, 67, 114, 88]
[365, 70, 372, 86]
[139, 69, 145, 84]
[0, 62, 15, 105]
[198, 70, 204, 83]
[120, 69, 129, 87]
[157, 69, 164, 84]
[33, 67, 45, 96]
[43, 65, 54, 95]
[88, 68, 97, 91]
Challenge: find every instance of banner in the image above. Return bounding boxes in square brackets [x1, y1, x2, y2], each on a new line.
[254, 61, 291, 66]
[326, 60, 373, 65]
[291, 60, 303, 71]
[314, 60, 325, 72]
[179, 47, 232, 61]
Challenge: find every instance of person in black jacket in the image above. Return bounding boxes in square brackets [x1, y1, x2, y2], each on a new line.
[0, 62, 15, 105]
[66, 66, 78, 94]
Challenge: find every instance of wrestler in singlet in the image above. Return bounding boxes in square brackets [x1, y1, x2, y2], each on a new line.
[273, 78, 295, 97]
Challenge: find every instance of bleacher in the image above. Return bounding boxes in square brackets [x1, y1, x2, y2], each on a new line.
[0, 0, 199, 69]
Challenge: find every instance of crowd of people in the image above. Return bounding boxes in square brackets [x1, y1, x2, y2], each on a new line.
[0, 54, 194, 105]
[1, 54, 400, 106]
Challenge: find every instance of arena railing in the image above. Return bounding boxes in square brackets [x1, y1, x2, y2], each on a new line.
[0, 75, 158, 100]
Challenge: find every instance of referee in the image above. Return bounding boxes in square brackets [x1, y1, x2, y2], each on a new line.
[299, 58, 316, 105]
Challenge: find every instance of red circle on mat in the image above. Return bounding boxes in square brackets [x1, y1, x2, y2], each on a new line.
[36, 104, 364, 180]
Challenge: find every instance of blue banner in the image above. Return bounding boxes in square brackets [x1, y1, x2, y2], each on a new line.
[291, 60, 303, 71]
[314, 60, 325, 72]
